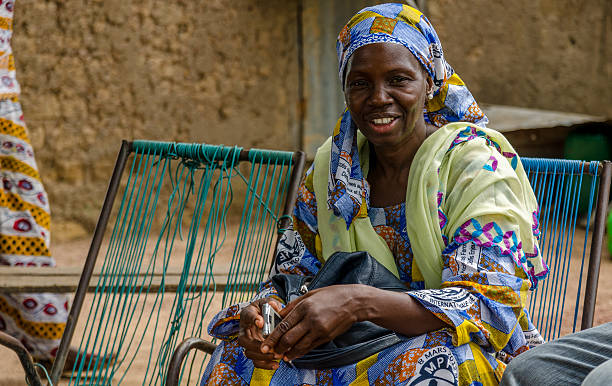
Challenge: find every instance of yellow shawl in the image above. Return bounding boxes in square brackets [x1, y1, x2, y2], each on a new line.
[313, 122, 546, 289]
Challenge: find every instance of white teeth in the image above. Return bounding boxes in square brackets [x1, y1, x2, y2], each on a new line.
[372, 117, 394, 125]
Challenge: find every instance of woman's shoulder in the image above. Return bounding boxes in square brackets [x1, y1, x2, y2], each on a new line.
[432, 122, 520, 169]
[433, 122, 512, 153]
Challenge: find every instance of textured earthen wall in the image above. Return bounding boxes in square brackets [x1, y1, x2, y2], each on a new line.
[8, 0, 611, 242]
[12, 0, 299, 240]
[428, 0, 611, 117]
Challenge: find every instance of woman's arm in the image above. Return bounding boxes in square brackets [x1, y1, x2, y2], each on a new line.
[262, 240, 534, 364]
[356, 285, 449, 335]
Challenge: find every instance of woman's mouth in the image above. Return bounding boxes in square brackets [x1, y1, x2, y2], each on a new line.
[372, 117, 394, 125]
[369, 117, 398, 132]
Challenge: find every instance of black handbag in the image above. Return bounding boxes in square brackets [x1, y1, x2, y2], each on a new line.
[270, 251, 408, 369]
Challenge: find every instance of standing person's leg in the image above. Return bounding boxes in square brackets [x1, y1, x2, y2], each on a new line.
[500, 323, 612, 386]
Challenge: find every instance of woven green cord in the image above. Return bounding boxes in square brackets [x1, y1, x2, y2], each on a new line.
[156, 158, 213, 377]
[277, 214, 294, 233]
[90, 146, 150, 384]
[69, 140, 295, 385]
[118, 153, 170, 384]
[30, 363, 53, 386]
[240, 156, 272, 298]
[146, 161, 193, 383]
[105, 146, 164, 383]
[175, 146, 239, 383]
[110, 150, 169, 384]
[71, 144, 145, 384]
[136, 157, 186, 385]
[97, 146, 160, 385]
[246, 156, 282, 298]
[224, 153, 262, 306]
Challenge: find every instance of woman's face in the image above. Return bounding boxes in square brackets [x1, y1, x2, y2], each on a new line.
[344, 43, 432, 148]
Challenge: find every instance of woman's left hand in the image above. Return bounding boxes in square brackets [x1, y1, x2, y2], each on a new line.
[260, 284, 368, 361]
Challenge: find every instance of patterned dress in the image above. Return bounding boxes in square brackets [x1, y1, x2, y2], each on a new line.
[0, 1, 69, 361]
[201, 165, 544, 385]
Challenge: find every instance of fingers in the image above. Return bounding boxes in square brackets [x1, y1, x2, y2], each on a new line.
[267, 299, 284, 314]
[238, 327, 278, 369]
[279, 290, 316, 317]
[240, 303, 263, 330]
[284, 336, 327, 362]
[274, 319, 310, 355]
[283, 320, 348, 361]
[252, 359, 279, 370]
[261, 302, 313, 356]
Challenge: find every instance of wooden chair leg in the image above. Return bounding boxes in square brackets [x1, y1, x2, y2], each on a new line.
[166, 338, 217, 386]
[0, 331, 43, 386]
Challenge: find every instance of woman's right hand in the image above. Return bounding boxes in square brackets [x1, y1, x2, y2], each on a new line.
[238, 298, 283, 369]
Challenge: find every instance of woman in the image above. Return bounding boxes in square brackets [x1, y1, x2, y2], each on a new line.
[202, 3, 547, 385]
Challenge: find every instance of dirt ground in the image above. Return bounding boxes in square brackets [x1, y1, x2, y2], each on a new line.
[1, 229, 612, 385]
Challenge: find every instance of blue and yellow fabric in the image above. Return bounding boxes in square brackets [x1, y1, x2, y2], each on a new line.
[203, 126, 545, 385]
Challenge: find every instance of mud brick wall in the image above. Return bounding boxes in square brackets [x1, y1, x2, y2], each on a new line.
[12, 0, 299, 240]
[429, 0, 610, 117]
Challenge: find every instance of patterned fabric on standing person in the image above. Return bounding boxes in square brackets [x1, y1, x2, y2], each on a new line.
[0, 0, 69, 361]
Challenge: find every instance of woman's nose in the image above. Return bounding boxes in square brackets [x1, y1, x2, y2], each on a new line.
[368, 83, 392, 106]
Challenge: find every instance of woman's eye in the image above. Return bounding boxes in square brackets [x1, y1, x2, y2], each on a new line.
[389, 76, 409, 84]
[349, 80, 367, 88]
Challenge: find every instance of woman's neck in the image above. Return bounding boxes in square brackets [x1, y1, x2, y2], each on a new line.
[366, 123, 435, 207]
[369, 125, 428, 179]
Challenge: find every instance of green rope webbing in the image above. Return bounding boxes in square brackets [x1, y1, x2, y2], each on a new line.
[522, 158, 600, 341]
[67, 141, 295, 385]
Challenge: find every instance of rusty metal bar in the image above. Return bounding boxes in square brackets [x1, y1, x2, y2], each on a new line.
[131, 140, 295, 165]
[297, 0, 305, 151]
[581, 160, 612, 330]
[50, 140, 132, 385]
[270, 151, 306, 271]
[0, 269, 258, 293]
[524, 160, 603, 176]
[0, 331, 43, 386]
[165, 338, 217, 386]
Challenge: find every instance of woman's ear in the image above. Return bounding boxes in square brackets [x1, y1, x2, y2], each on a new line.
[426, 76, 434, 98]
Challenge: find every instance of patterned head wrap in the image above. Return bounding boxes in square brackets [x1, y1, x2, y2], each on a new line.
[328, 3, 488, 226]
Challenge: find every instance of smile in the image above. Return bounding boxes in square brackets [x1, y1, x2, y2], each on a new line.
[370, 117, 397, 125]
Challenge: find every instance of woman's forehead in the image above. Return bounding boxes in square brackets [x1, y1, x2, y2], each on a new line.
[346, 43, 421, 74]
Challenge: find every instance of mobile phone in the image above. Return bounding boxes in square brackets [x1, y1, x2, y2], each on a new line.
[261, 303, 283, 337]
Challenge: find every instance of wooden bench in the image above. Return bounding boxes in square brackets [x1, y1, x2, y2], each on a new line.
[0, 266, 258, 293]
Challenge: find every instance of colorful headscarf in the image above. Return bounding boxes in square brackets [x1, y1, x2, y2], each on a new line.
[329, 3, 488, 226]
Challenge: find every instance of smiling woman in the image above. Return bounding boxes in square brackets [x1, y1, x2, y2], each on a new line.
[201, 3, 547, 385]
